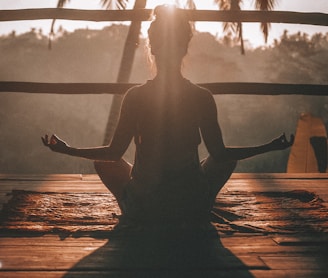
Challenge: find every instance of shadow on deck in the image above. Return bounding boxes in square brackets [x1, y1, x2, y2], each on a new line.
[0, 173, 327, 277]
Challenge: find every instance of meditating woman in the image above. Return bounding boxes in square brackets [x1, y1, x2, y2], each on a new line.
[42, 5, 293, 226]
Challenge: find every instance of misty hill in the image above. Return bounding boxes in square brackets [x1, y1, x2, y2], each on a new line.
[0, 25, 327, 173]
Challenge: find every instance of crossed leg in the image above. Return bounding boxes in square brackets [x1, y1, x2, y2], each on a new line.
[94, 156, 236, 219]
[201, 156, 237, 208]
[93, 159, 132, 212]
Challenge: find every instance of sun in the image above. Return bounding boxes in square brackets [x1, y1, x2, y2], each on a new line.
[146, 0, 177, 8]
[145, 0, 216, 9]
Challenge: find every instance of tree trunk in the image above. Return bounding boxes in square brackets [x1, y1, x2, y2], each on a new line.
[102, 0, 147, 144]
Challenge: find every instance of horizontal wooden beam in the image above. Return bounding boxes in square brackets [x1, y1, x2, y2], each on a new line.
[0, 81, 327, 96]
[0, 9, 327, 26]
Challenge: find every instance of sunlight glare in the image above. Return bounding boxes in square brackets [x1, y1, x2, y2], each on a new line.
[146, 0, 179, 9]
[146, 0, 215, 9]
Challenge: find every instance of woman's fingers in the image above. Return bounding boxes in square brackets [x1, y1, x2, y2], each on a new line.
[289, 134, 295, 145]
[50, 135, 58, 145]
[282, 133, 295, 148]
[280, 133, 286, 143]
[272, 133, 294, 150]
[41, 134, 49, 146]
[41, 134, 59, 147]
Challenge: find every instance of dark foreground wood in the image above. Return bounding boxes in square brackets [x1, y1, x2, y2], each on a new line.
[0, 173, 327, 278]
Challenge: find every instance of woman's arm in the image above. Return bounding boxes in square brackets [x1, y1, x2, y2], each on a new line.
[199, 90, 294, 163]
[41, 134, 123, 161]
[224, 133, 294, 161]
[42, 90, 136, 161]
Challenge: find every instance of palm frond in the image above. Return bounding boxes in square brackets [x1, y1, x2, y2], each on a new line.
[230, 0, 242, 11]
[214, 0, 230, 10]
[255, 0, 275, 11]
[255, 0, 276, 43]
[51, 0, 71, 34]
[260, 22, 269, 43]
[215, 0, 277, 51]
[49, 0, 71, 49]
[100, 0, 128, 10]
[237, 22, 245, 54]
[186, 0, 197, 10]
[215, 1, 245, 54]
[57, 0, 69, 8]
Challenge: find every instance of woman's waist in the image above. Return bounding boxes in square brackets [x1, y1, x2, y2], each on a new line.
[132, 159, 201, 184]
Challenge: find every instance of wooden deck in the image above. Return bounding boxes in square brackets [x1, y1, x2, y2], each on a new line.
[0, 173, 328, 278]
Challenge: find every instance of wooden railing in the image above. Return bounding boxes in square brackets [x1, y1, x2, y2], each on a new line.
[0, 9, 327, 96]
[0, 82, 327, 96]
[1, 9, 327, 26]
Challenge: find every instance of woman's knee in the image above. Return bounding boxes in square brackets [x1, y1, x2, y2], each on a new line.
[94, 159, 131, 180]
[225, 160, 237, 173]
[201, 156, 237, 177]
[94, 159, 132, 198]
[201, 157, 237, 200]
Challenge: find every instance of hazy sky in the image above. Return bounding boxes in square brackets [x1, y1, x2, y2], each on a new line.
[0, 0, 327, 47]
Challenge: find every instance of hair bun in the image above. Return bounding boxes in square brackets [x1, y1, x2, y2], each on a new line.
[148, 5, 193, 55]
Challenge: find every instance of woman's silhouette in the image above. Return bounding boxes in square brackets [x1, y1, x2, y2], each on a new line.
[42, 5, 293, 227]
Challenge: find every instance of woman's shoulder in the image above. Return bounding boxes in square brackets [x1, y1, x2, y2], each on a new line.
[184, 79, 214, 101]
[124, 80, 153, 98]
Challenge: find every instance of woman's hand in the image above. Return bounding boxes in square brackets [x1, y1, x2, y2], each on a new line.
[41, 134, 69, 154]
[270, 133, 295, 150]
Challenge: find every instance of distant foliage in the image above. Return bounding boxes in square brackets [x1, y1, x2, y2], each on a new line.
[270, 31, 328, 84]
[1, 25, 327, 84]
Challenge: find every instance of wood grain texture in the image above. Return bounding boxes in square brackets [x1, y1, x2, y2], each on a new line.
[0, 174, 327, 278]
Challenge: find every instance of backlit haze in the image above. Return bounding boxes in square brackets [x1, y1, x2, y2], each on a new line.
[0, 1, 327, 174]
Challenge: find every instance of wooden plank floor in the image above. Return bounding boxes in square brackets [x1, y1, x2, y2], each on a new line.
[0, 173, 328, 278]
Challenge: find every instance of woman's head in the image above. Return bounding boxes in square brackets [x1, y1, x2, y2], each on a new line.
[148, 5, 193, 63]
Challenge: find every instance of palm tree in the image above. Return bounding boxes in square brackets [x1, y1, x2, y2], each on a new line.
[215, 0, 276, 54]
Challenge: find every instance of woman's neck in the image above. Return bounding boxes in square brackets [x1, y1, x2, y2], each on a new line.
[153, 54, 185, 82]
[155, 66, 184, 83]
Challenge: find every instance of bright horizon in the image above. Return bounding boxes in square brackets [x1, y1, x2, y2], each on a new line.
[0, 0, 327, 47]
